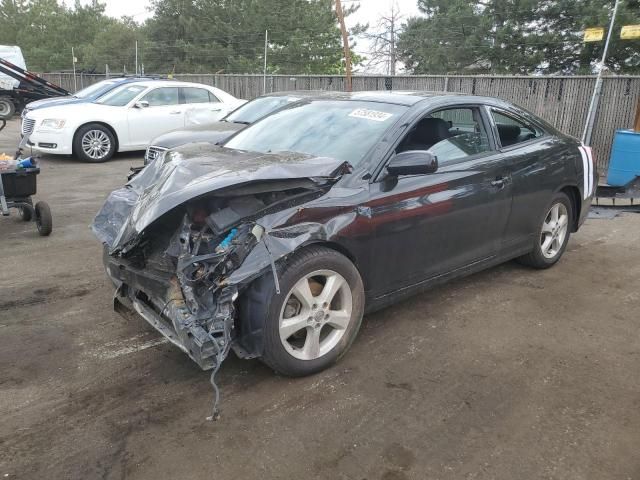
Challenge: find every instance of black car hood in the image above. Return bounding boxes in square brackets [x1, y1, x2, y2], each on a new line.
[150, 122, 245, 149]
[93, 142, 349, 253]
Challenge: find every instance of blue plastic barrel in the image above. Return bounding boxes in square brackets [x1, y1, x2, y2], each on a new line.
[606, 129, 640, 187]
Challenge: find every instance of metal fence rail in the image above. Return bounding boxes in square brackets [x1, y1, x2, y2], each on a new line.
[40, 72, 640, 172]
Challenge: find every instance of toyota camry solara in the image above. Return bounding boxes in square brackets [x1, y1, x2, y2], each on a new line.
[94, 91, 596, 399]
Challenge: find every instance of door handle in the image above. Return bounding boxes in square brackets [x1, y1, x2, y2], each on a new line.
[169, 110, 182, 115]
[491, 177, 506, 188]
[210, 108, 221, 112]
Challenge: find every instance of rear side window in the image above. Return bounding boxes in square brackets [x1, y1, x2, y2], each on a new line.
[491, 110, 543, 147]
[182, 87, 213, 104]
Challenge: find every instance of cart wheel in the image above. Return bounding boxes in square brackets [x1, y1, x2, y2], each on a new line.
[19, 199, 33, 221]
[35, 201, 52, 236]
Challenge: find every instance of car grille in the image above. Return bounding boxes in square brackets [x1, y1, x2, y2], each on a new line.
[21, 118, 36, 135]
[144, 146, 168, 165]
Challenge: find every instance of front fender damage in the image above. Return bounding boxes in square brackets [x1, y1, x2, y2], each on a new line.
[93, 146, 353, 418]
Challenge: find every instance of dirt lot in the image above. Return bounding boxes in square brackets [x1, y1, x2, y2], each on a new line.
[0, 117, 639, 480]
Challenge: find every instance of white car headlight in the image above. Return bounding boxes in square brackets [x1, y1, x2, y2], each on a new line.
[39, 119, 66, 129]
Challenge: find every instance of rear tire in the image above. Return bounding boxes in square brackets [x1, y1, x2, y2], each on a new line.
[35, 201, 52, 236]
[0, 97, 15, 119]
[240, 246, 365, 377]
[517, 192, 572, 269]
[73, 123, 116, 162]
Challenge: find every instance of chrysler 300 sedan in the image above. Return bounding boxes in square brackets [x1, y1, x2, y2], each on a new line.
[94, 91, 595, 407]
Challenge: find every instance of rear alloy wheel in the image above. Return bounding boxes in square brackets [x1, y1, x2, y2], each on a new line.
[517, 192, 572, 269]
[74, 124, 116, 162]
[241, 246, 365, 377]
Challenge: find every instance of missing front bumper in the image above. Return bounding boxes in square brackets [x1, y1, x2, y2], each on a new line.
[113, 283, 221, 370]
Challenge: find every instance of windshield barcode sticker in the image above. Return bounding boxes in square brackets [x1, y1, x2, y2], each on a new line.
[348, 108, 394, 122]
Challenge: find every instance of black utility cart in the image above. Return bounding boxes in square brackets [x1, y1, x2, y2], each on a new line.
[0, 120, 52, 236]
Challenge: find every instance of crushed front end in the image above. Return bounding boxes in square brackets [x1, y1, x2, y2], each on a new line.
[92, 144, 350, 416]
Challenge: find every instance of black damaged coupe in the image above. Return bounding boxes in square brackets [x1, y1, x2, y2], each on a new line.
[94, 91, 596, 394]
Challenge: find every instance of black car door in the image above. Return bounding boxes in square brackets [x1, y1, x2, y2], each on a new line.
[485, 107, 563, 253]
[365, 105, 514, 298]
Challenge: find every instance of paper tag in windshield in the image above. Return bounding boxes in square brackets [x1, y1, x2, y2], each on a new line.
[348, 108, 394, 122]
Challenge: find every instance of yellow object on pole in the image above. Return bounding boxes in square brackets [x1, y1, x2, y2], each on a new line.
[584, 27, 605, 42]
[621, 25, 640, 40]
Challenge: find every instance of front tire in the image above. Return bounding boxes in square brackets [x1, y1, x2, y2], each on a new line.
[73, 124, 116, 162]
[241, 246, 365, 377]
[517, 192, 572, 269]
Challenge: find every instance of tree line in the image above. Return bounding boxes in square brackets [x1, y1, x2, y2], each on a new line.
[0, 0, 638, 76]
[397, 0, 640, 74]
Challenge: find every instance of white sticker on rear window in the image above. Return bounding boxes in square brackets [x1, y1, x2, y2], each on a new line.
[348, 108, 394, 122]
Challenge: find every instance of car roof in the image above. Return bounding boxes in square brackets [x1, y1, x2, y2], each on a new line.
[260, 90, 513, 108]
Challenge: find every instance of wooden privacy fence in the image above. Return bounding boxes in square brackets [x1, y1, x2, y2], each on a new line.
[41, 72, 640, 172]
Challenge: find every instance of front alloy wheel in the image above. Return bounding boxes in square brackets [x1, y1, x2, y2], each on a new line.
[279, 270, 353, 361]
[241, 246, 365, 377]
[81, 130, 112, 161]
[73, 123, 116, 162]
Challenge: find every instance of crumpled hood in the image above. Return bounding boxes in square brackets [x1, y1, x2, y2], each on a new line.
[92, 142, 349, 253]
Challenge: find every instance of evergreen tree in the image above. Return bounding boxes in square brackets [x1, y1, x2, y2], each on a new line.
[397, 0, 640, 74]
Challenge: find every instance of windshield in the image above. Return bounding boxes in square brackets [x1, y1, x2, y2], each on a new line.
[96, 85, 147, 106]
[224, 100, 407, 165]
[74, 79, 119, 99]
[225, 95, 302, 124]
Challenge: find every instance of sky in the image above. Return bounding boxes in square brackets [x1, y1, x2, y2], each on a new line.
[96, 0, 423, 73]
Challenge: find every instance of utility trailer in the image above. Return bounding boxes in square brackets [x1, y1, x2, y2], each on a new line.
[0, 56, 69, 119]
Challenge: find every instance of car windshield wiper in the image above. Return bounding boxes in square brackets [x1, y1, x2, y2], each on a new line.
[232, 120, 251, 125]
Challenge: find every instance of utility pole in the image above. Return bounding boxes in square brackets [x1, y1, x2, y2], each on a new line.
[582, 0, 621, 145]
[135, 40, 139, 76]
[335, 0, 352, 92]
[71, 47, 77, 92]
[263, 30, 268, 94]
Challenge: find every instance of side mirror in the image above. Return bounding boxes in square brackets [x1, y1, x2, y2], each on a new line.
[387, 150, 438, 176]
[134, 100, 149, 109]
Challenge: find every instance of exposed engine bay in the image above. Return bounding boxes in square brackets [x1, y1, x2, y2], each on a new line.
[93, 144, 352, 418]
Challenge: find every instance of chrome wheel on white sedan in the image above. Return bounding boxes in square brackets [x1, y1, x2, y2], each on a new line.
[73, 123, 116, 162]
[81, 129, 112, 161]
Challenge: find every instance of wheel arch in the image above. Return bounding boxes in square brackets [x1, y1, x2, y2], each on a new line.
[235, 240, 362, 360]
[558, 184, 581, 232]
[73, 121, 120, 154]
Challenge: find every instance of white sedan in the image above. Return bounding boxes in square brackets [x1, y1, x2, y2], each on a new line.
[21, 80, 245, 162]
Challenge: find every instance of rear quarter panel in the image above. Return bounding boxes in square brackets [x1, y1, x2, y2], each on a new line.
[503, 135, 585, 249]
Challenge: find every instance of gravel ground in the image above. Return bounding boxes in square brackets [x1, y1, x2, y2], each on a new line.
[1, 118, 639, 480]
